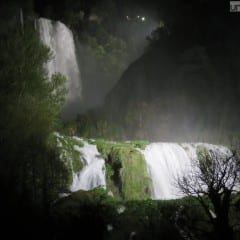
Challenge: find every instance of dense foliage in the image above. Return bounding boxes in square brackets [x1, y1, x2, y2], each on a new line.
[0, 1, 68, 219]
[51, 189, 217, 240]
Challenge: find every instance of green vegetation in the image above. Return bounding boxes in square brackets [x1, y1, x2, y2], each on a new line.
[52, 190, 210, 240]
[50, 134, 85, 186]
[62, 114, 125, 140]
[51, 187, 240, 240]
[129, 140, 149, 149]
[196, 145, 209, 159]
[51, 134, 149, 193]
[80, 28, 128, 85]
[1, 1, 239, 240]
[95, 139, 151, 200]
[49, 134, 150, 198]
[0, 1, 69, 211]
[53, 134, 84, 172]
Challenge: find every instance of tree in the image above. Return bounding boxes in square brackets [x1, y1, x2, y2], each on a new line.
[178, 147, 240, 240]
[0, 3, 68, 213]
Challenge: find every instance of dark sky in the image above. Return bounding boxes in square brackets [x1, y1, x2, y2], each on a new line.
[33, 0, 230, 27]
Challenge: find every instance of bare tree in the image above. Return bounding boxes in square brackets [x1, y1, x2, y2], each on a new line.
[178, 147, 240, 240]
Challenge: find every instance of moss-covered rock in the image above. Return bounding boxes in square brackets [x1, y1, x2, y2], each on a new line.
[50, 133, 85, 186]
[52, 192, 207, 240]
[51, 188, 115, 239]
[196, 145, 209, 159]
[95, 140, 151, 200]
[54, 188, 110, 212]
[128, 140, 149, 150]
[49, 133, 151, 198]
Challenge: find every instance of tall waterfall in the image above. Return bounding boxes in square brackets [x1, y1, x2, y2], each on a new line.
[141, 143, 231, 200]
[71, 141, 106, 192]
[38, 18, 81, 108]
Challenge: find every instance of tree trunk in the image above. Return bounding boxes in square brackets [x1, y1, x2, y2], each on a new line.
[214, 219, 234, 240]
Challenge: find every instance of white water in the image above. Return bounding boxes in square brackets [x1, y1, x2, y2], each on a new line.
[68, 141, 231, 199]
[70, 141, 106, 192]
[141, 143, 231, 200]
[141, 143, 192, 199]
[56, 132, 233, 199]
[38, 18, 81, 104]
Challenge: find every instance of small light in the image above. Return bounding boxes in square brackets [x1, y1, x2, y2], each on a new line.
[137, 15, 140, 18]
[141, 17, 146, 21]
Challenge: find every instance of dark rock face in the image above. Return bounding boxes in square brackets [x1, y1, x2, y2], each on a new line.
[104, 5, 240, 142]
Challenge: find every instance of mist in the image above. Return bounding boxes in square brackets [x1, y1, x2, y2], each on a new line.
[72, 11, 159, 114]
[35, 0, 240, 144]
[2, 1, 240, 240]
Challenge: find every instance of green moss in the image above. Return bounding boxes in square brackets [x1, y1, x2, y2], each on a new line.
[180, 144, 189, 152]
[70, 188, 110, 203]
[53, 134, 85, 186]
[87, 139, 96, 145]
[52, 134, 150, 198]
[196, 145, 208, 158]
[72, 150, 83, 173]
[54, 188, 111, 213]
[128, 140, 149, 150]
[67, 173, 73, 186]
[96, 140, 151, 200]
[52, 194, 208, 240]
[95, 139, 113, 159]
[112, 146, 151, 200]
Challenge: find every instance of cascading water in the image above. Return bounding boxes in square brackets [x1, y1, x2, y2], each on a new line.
[70, 140, 106, 192]
[56, 132, 232, 200]
[140, 143, 192, 200]
[141, 143, 231, 200]
[38, 18, 81, 107]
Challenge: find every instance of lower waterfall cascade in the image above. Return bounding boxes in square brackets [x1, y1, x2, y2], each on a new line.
[140, 143, 231, 199]
[71, 139, 106, 192]
[55, 133, 232, 200]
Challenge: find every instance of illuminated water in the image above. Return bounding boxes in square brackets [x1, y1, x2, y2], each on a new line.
[141, 143, 231, 199]
[70, 141, 106, 191]
[38, 18, 81, 104]
[56, 133, 231, 199]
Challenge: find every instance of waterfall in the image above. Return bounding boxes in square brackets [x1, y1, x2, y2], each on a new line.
[38, 18, 81, 108]
[141, 143, 231, 200]
[70, 141, 106, 192]
[56, 132, 232, 200]
[68, 141, 230, 199]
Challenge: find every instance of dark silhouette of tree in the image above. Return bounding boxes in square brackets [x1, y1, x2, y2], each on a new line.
[178, 148, 240, 240]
